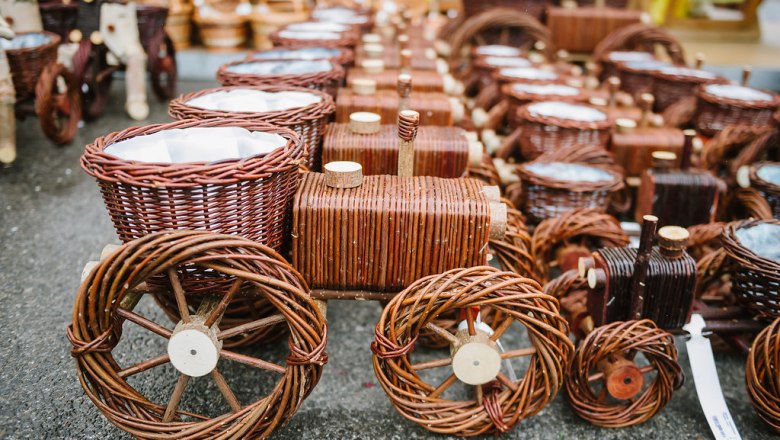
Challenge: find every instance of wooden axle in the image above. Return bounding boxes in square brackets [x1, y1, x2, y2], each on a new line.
[596, 353, 645, 400]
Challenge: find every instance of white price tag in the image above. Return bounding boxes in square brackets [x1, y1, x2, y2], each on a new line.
[683, 314, 742, 440]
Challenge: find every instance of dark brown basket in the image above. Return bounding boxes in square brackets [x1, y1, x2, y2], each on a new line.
[169, 85, 335, 171]
[517, 101, 611, 159]
[462, 0, 551, 20]
[217, 59, 345, 98]
[321, 124, 470, 177]
[269, 26, 359, 49]
[503, 82, 588, 129]
[651, 66, 725, 112]
[4, 32, 60, 100]
[335, 89, 454, 126]
[517, 161, 623, 223]
[81, 118, 303, 251]
[493, 66, 564, 91]
[247, 47, 355, 70]
[722, 219, 780, 317]
[347, 69, 445, 93]
[615, 59, 670, 101]
[469, 55, 532, 95]
[694, 84, 779, 137]
[751, 162, 780, 219]
[598, 50, 655, 83]
[135, 4, 168, 48]
[39, 2, 79, 40]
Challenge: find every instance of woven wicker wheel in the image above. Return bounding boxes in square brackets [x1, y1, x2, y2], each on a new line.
[372, 267, 573, 436]
[565, 320, 683, 428]
[746, 317, 780, 433]
[34, 62, 81, 144]
[545, 270, 591, 339]
[67, 230, 327, 439]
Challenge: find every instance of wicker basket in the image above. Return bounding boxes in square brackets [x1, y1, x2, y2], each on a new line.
[81, 118, 303, 251]
[503, 83, 588, 129]
[193, 2, 249, 50]
[3, 32, 60, 101]
[247, 46, 354, 70]
[494, 66, 564, 91]
[722, 220, 780, 318]
[471, 55, 532, 93]
[598, 50, 655, 82]
[547, 7, 643, 54]
[217, 58, 344, 97]
[517, 161, 623, 223]
[166, 1, 194, 49]
[517, 101, 611, 159]
[651, 66, 725, 113]
[310, 6, 372, 32]
[462, 0, 551, 20]
[750, 162, 780, 219]
[335, 89, 454, 126]
[347, 69, 445, 93]
[169, 85, 335, 171]
[321, 124, 470, 177]
[695, 84, 779, 137]
[269, 23, 359, 49]
[38, 2, 78, 40]
[615, 59, 670, 100]
[249, 2, 308, 50]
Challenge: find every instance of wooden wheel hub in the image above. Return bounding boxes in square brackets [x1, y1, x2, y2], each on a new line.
[168, 319, 222, 377]
[598, 355, 644, 400]
[450, 330, 501, 385]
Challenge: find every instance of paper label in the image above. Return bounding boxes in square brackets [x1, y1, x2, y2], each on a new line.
[683, 314, 742, 440]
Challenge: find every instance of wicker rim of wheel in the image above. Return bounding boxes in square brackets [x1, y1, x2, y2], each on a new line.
[746, 317, 780, 433]
[565, 319, 683, 428]
[35, 62, 82, 144]
[67, 230, 327, 438]
[372, 266, 573, 436]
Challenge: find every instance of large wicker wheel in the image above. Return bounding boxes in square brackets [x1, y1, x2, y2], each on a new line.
[148, 32, 177, 101]
[67, 230, 327, 438]
[372, 267, 573, 436]
[35, 62, 81, 144]
[746, 317, 780, 433]
[565, 320, 683, 428]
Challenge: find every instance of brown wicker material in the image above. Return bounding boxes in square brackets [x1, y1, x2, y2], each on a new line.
[34, 61, 82, 144]
[321, 124, 469, 177]
[168, 85, 335, 170]
[615, 59, 670, 101]
[4, 32, 60, 100]
[722, 219, 780, 318]
[247, 46, 355, 69]
[217, 59, 345, 98]
[68, 230, 327, 439]
[531, 208, 629, 281]
[348, 69, 445, 93]
[636, 168, 724, 227]
[598, 50, 656, 84]
[269, 26, 359, 49]
[503, 82, 589, 129]
[462, 0, 552, 20]
[751, 162, 780, 218]
[651, 66, 725, 112]
[39, 2, 79, 40]
[746, 317, 780, 433]
[701, 124, 775, 178]
[372, 266, 574, 435]
[593, 23, 686, 74]
[81, 118, 303, 252]
[469, 55, 532, 94]
[468, 153, 501, 187]
[517, 102, 611, 160]
[566, 320, 683, 427]
[335, 89, 453, 126]
[493, 66, 564, 92]
[517, 161, 623, 223]
[491, 204, 542, 281]
[695, 84, 779, 137]
[610, 127, 685, 176]
[546, 7, 643, 54]
[291, 173, 493, 291]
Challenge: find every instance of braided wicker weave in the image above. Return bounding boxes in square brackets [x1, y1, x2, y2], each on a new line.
[322, 124, 469, 177]
[651, 67, 725, 112]
[372, 266, 573, 435]
[746, 317, 780, 433]
[81, 118, 303, 252]
[335, 89, 453, 126]
[516, 102, 611, 159]
[217, 59, 345, 98]
[169, 85, 335, 170]
[4, 32, 60, 100]
[695, 85, 779, 137]
[67, 230, 327, 439]
[636, 168, 724, 227]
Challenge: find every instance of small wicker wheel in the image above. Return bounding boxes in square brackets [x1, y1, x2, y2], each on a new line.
[67, 230, 327, 439]
[565, 320, 684, 428]
[746, 317, 780, 433]
[372, 267, 573, 436]
[148, 32, 177, 101]
[35, 62, 81, 144]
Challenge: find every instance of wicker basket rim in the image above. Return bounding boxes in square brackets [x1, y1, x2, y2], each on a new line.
[502, 83, 585, 102]
[517, 161, 623, 191]
[81, 118, 302, 188]
[518, 102, 612, 129]
[723, 219, 780, 272]
[3, 31, 61, 57]
[751, 162, 780, 190]
[169, 84, 335, 122]
[217, 58, 343, 82]
[696, 84, 780, 109]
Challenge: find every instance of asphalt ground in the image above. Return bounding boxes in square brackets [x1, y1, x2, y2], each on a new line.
[0, 79, 774, 439]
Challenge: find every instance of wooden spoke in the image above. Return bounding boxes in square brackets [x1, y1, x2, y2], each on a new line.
[429, 373, 458, 399]
[489, 318, 513, 342]
[500, 347, 536, 359]
[425, 322, 459, 346]
[496, 372, 518, 392]
[211, 369, 241, 413]
[217, 314, 286, 341]
[412, 357, 452, 371]
[475, 384, 484, 406]
[168, 268, 191, 323]
[220, 350, 286, 374]
[116, 308, 172, 339]
[119, 354, 170, 378]
[465, 309, 477, 336]
[203, 278, 243, 328]
[162, 374, 190, 423]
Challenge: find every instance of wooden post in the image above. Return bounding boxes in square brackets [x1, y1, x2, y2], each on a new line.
[694, 52, 705, 69]
[397, 110, 419, 177]
[741, 65, 752, 86]
[638, 93, 654, 128]
[324, 161, 363, 188]
[658, 226, 689, 258]
[607, 77, 620, 111]
[352, 78, 376, 96]
[0, 46, 15, 165]
[680, 129, 695, 170]
[397, 73, 412, 114]
[629, 215, 658, 320]
[400, 48, 412, 75]
[349, 111, 381, 134]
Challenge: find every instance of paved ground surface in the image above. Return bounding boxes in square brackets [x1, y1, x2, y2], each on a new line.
[0, 79, 775, 440]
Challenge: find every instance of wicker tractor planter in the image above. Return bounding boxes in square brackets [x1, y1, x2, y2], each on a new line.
[3, 31, 81, 144]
